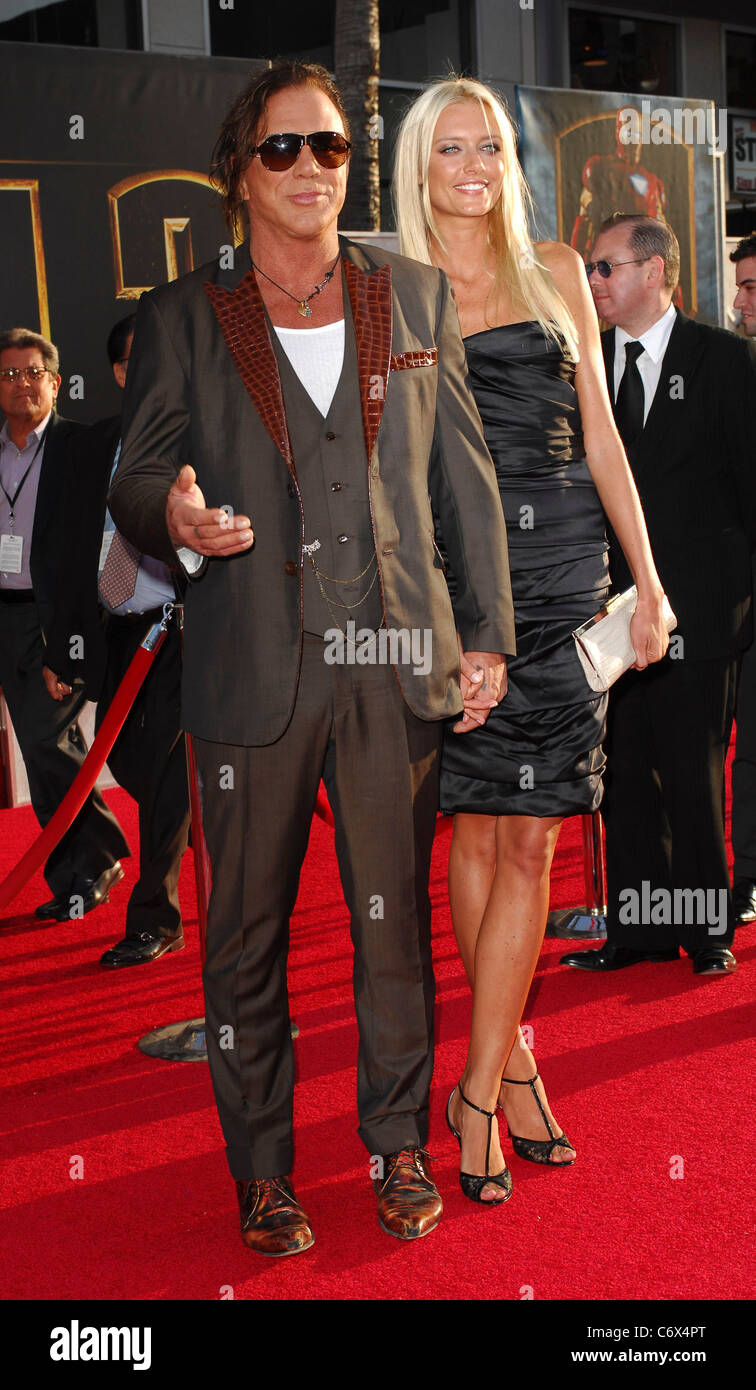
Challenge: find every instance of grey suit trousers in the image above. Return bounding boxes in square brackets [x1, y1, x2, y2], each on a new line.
[194, 634, 441, 1180]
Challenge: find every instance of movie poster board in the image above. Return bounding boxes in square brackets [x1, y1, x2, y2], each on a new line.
[0, 41, 259, 422]
[516, 86, 726, 326]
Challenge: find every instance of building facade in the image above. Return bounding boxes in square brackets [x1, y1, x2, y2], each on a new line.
[2, 0, 751, 232]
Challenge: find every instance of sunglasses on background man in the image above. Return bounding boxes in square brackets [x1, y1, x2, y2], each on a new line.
[585, 257, 651, 278]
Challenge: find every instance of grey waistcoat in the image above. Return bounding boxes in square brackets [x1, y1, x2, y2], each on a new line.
[270, 308, 382, 637]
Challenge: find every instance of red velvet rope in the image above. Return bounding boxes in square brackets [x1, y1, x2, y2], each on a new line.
[315, 785, 334, 827]
[0, 620, 168, 913]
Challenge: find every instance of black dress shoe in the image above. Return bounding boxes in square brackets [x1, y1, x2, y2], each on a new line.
[34, 862, 124, 921]
[100, 929, 185, 967]
[236, 1177, 314, 1257]
[690, 947, 737, 976]
[733, 879, 756, 925]
[559, 941, 680, 971]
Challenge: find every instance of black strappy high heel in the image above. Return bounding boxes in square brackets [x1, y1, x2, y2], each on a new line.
[446, 1081, 513, 1204]
[498, 1072, 576, 1166]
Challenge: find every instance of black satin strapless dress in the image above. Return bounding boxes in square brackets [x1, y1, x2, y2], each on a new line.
[440, 322, 610, 818]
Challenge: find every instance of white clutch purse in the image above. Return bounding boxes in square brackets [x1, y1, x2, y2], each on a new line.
[572, 586, 677, 692]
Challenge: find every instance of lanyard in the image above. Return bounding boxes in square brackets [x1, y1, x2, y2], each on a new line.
[0, 425, 49, 523]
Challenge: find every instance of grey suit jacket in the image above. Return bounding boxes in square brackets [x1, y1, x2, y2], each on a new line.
[110, 236, 515, 745]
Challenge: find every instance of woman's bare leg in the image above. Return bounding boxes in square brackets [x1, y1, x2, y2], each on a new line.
[447, 812, 498, 985]
[447, 813, 563, 1200]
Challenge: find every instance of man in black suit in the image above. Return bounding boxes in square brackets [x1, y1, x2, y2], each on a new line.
[109, 62, 515, 1254]
[562, 213, 756, 977]
[0, 328, 128, 920]
[43, 316, 190, 967]
[728, 233, 756, 924]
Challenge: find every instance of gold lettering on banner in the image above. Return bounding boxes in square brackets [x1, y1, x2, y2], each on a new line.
[0, 179, 50, 337]
[107, 170, 213, 299]
[163, 217, 193, 281]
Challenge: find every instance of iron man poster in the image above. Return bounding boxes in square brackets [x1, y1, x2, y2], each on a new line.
[516, 86, 726, 327]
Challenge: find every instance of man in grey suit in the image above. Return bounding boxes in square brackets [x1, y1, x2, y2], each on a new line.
[110, 62, 515, 1256]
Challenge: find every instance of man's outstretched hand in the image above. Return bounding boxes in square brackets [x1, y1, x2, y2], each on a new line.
[166, 465, 254, 556]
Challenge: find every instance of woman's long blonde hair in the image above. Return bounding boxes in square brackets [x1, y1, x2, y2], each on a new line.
[392, 76, 579, 361]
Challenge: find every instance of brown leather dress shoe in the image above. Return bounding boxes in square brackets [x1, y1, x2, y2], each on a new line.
[374, 1147, 443, 1241]
[236, 1177, 314, 1257]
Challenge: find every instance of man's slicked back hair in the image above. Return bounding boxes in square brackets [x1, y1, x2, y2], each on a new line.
[598, 212, 680, 291]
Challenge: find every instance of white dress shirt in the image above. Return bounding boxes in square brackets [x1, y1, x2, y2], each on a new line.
[613, 302, 677, 423]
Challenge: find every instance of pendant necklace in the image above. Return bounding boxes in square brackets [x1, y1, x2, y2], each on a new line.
[252, 252, 340, 318]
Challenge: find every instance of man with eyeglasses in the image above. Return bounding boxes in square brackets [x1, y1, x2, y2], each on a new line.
[562, 212, 756, 978]
[0, 327, 128, 922]
[42, 314, 190, 969]
[109, 61, 514, 1256]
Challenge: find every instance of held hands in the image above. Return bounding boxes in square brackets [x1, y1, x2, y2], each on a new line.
[42, 666, 71, 702]
[166, 465, 254, 557]
[453, 638, 508, 734]
[630, 592, 673, 670]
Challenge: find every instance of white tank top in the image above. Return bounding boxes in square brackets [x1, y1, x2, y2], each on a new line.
[273, 319, 345, 417]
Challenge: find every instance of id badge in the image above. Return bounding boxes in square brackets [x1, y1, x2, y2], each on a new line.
[0, 533, 23, 574]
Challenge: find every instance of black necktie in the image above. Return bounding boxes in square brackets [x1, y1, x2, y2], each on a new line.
[614, 340, 645, 451]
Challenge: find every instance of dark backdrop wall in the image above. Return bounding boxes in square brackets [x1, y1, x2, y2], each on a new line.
[0, 42, 260, 422]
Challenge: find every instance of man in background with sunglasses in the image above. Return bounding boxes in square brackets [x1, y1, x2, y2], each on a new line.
[562, 212, 756, 978]
[110, 61, 514, 1256]
[0, 328, 129, 922]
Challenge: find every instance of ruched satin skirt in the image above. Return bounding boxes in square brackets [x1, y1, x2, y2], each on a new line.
[439, 461, 610, 819]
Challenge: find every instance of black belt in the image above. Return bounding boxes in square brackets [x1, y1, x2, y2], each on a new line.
[0, 588, 35, 603]
[104, 605, 166, 626]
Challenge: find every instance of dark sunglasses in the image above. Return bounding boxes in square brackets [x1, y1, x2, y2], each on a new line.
[585, 257, 649, 278]
[249, 131, 351, 172]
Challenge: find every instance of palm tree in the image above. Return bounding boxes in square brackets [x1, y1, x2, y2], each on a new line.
[334, 0, 381, 231]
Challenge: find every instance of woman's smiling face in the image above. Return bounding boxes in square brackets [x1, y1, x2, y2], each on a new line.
[425, 102, 506, 226]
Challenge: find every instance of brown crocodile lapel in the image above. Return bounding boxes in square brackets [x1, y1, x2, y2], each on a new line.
[204, 271, 294, 474]
[343, 257, 393, 464]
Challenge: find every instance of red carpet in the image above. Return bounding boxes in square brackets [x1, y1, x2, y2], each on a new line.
[1, 770, 753, 1303]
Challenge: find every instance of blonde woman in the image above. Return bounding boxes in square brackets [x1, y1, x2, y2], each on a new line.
[393, 78, 669, 1204]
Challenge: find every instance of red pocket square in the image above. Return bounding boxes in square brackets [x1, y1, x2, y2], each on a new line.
[389, 349, 438, 371]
